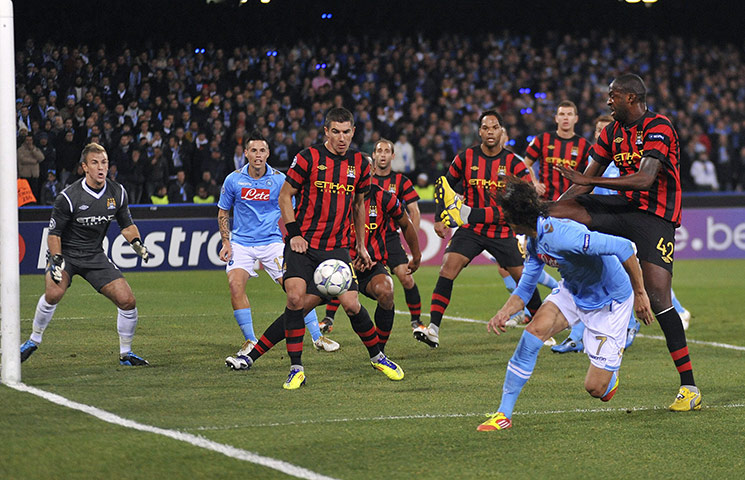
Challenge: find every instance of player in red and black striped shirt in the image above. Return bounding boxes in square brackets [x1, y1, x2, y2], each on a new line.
[224, 182, 421, 372]
[271, 107, 404, 389]
[416, 110, 543, 348]
[552, 74, 700, 411]
[524, 100, 592, 201]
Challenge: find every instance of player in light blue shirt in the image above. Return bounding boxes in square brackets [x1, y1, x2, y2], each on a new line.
[435, 178, 654, 431]
[218, 131, 339, 363]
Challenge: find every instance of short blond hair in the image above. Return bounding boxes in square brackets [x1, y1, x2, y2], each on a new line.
[80, 142, 108, 164]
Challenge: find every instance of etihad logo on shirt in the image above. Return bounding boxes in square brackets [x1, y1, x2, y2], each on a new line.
[241, 188, 270, 201]
[107, 198, 116, 209]
[347, 166, 356, 178]
[545, 157, 579, 167]
[469, 178, 504, 189]
[613, 150, 644, 166]
[365, 222, 378, 231]
[77, 214, 115, 226]
[314, 180, 355, 194]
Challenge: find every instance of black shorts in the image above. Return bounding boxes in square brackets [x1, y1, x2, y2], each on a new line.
[357, 262, 390, 299]
[446, 227, 524, 268]
[283, 243, 359, 298]
[62, 251, 125, 292]
[385, 231, 409, 270]
[575, 194, 676, 273]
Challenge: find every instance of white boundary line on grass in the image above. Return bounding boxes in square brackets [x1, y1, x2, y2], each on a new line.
[401, 310, 745, 351]
[191, 402, 745, 431]
[6, 382, 339, 480]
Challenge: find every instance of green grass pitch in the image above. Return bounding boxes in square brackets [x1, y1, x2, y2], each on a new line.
[2, 260, 745, 479]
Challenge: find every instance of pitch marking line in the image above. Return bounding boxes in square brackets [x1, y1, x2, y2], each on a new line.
[6, 382, 339, 480]
[399, 310, 745, 351]
[190, 402, 745, 431]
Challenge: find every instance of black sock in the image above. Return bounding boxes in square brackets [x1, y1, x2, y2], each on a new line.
[656, 307, 695, 386]
[526, 289, 542, 317]
[249, 314, 286, 362]
[430, 276, 454, 327]
[325, 299, 340, 320]
[349, 305, 381, 357]
[374, 305, 395, 353]
[284, 307, 305, 366]
[404, 285, 421, 323]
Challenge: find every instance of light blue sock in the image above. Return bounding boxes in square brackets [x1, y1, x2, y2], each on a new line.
[569, 321, 585, 341]
[304, 308, 322, 342]
[538, 270, 559, 289]
[502, 275, 517, 293]
[498, 330, 544, 418]
[627, 312, 638, 329]
[602, 371, 618, 398]
[234, 308, 256, 342]
[671, 289, 684, 313]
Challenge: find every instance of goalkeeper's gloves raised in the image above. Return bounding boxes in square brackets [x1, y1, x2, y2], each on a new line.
[130, 238, 152, 263]
[47, 254, 65, 284]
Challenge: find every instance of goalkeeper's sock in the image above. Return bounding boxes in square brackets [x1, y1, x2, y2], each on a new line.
[234, 308, 257, 342]
[117, 307, 138, 355]
[498, 330, 543, 418]
[538, 270, 558, 289]
[304, 308, 322, 342]
[30, 294, 57, 344]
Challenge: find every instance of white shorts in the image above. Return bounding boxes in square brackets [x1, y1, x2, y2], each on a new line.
[545, 281, 632, 371]
[225, 242, 285, 283]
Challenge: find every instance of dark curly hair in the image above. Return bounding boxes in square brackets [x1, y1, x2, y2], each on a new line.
[498, 178, 550, 228]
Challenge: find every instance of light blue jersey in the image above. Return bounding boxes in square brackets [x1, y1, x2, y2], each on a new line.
[218, 164, 285, 247]
[513, 216, 635, 310]
[593, 155, 620, 196]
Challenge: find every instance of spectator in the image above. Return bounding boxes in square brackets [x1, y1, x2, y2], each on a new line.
[690, 153, 719, 192]
[392, 133, 415, 173]
[144, 145, 169, 200]
[150, 184, 169, 204]
[192, 183, 215, 204]
[17, 133, 44, 199]
[413, 172, 434, 200]
[168, 169, 193, 203]
[39, 169, 61, 205]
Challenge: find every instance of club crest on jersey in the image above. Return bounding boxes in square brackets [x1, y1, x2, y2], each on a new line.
[241, 188, 270, 201]
[369, 205, 378, 217]
[347, 166, 356, 178]
[636, 131, 643, 145]
[389, 185, 396, 193]
[571, 147, 578, 158]
[498, 165, 506, 175]
[107, 198, 116, 209]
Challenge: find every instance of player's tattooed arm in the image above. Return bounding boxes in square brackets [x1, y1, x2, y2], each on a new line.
[218, 208, 232, 262]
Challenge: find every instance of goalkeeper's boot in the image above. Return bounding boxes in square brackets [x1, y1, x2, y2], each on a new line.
[413, 324, 439, 348]
[318, 317, 334, 334]
[679, 309, 691, 331]
[669, 386, 702, 411]
[283, 367, 306, 390]
[435, 176, 465, 227]
[551, 336, 583, 354]
[119, 352, 149, 366]
[20, 340, 38, 363]
[371, 354, 404, 380]
[225, 354, 252, 370]
[625, 318, 641, 350]
[313, 335, 340, 352]
[236, 339, 256, 357]
[601, 374, 620, 402]
[477, 412, 512, 431]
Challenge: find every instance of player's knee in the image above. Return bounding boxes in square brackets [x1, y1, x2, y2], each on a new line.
[118, 295, 136, 311]
[376, 289, 394, 310]
[285, 291, 304, 310]
[525, 321, 550, 340]
[399, 274, 415, 289]
[585, 380, 606, 399]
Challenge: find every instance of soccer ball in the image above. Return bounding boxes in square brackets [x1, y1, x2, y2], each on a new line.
[313, 259, 353, 297]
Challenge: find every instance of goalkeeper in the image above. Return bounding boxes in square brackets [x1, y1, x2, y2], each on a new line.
[20, 143, 151, 366]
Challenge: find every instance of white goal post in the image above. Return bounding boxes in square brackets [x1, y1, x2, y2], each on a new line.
[0, 0, 21, 385]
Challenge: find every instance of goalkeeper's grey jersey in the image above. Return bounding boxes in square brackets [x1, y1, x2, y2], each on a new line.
[48, 178, 134, 258]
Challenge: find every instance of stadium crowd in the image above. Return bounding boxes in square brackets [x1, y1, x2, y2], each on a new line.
[14, 29, 745, 204]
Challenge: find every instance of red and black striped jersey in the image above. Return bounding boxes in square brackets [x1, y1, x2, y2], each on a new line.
[524, 132, 591, 201]
[285, 143, 371, 250]
[349, 184, 404, 263]
[448, 146, 531, 239]
[592, 110, 682, 226]
[373, 172, 419, 232]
